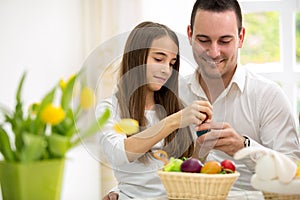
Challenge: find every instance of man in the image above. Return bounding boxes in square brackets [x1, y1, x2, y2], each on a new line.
[103, 0, 300, 198]
[180, 0, 300, 190]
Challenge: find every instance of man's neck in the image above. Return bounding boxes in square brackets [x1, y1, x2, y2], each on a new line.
[197, 70, 235, 103]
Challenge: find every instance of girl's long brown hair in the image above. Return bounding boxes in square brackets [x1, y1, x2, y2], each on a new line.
[116, 21, 194, 159]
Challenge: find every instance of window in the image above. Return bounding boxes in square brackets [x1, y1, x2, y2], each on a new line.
[298, 83, 300, 133]
[296, 11, 300, 69]
[240, 0, 300, 134]
[241, 12, 281, 72]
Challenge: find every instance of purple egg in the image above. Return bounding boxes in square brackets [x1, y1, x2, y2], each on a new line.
[181, 158, 203, 173]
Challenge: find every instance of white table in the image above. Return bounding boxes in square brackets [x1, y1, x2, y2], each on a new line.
[132, 191, 265, 200]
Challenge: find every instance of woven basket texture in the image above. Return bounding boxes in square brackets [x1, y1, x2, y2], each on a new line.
[263, 192, 300, 200]
[158, 171, 239, 200]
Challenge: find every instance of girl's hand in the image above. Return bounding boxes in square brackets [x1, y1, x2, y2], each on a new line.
[179, 100, 212, 128]
[103, 192, 119, 200]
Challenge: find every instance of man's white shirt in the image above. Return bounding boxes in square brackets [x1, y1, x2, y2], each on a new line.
[179, 65, 300, 190]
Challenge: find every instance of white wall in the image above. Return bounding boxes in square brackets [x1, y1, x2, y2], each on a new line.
[0, 0, 101, 199]
[0, 0, 83, 108]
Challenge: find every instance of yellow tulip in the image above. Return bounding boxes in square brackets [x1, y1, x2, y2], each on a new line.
[59, 74, 75, 90]
[40, 104, 65, 125]
[114, 119, 139, 135]
[80, 87, 96, 110]
[59, 79, 66, 90]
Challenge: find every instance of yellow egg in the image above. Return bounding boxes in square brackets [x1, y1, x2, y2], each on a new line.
[295, 161, 300, 177]
[114, 119, 139, 135]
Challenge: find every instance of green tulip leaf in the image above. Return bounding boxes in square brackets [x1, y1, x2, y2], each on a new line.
[19, 133, 47, 162]
[48, 133, 71, 158]
[71, 108, 110, 147]
[16, 72, 26, 104]
[61, 75, 77, 111]
[0, 126, 15, 161]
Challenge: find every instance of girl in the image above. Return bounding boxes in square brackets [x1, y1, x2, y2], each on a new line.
[97, 21, 212, 199]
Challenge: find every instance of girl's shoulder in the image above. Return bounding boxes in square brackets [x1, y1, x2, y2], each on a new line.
[99, 95, 118, 106]
[96, 95, 120, 116]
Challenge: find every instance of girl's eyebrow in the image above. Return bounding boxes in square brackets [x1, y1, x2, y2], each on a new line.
[151, 51, 167, 56]
[151, 51, 177, 61]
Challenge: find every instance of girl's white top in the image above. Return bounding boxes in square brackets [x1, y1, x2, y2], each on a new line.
[96, 95, 166, 199]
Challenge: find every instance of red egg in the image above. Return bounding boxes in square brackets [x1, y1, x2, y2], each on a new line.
[220, 159, 236, 173]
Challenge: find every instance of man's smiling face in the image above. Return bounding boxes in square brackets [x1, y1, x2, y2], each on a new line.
[188, 10, 245, 80]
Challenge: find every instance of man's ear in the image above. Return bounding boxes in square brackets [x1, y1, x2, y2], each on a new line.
[238, 27, 246, 48]
[187, 25, 193, 45]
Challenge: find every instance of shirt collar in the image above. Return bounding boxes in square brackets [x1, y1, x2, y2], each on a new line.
[187, 65, 246, 96]
[186, 72, 208, 100]
[230, 65, 246, 93]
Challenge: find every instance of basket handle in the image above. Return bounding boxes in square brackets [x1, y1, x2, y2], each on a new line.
[153, 150, 169, 165]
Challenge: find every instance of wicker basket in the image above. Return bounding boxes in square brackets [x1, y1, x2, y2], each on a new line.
[157, 170, 240, 200]
[263, 192, 300, 200]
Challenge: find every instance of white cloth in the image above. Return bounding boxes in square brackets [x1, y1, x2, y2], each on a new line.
[234, 147, 300, 194]
[96, 95, 166, 199]
[179, 65, 300, 190]
[234, 147, 297, 183]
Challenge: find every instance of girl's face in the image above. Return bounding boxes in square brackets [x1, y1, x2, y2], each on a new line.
[146, 36, 178, 92]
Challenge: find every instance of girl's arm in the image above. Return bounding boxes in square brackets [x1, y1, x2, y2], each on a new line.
[124, 112, 180, 162]
[124, 100, 212, 162]
[97, 97, 212, 164]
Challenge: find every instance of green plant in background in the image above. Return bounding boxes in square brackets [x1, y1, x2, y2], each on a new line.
[297, 82, 300, 135]
[241, 12, 280, 64]
[0, 72, 110, 163]
[296, 12, 300, 63]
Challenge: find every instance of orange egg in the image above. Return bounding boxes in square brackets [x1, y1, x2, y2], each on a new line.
[200, 161, 222, 174]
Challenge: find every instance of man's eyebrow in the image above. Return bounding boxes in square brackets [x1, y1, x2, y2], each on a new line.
[220, 35, 234, 39]
[195, 34, 209, 38]
[196, 34, 234, 39]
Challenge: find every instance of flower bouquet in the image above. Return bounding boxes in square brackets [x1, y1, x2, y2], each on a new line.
[0, 71, 110, 200]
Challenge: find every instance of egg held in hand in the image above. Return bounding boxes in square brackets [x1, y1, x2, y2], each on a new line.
[114, 118, 139, 135]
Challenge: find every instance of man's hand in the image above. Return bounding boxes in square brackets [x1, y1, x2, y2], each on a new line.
[103, 192, 119, 200]
[196, 122, 245, 157]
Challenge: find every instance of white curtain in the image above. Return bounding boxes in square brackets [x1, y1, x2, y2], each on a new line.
[82, 0, 143, 197]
